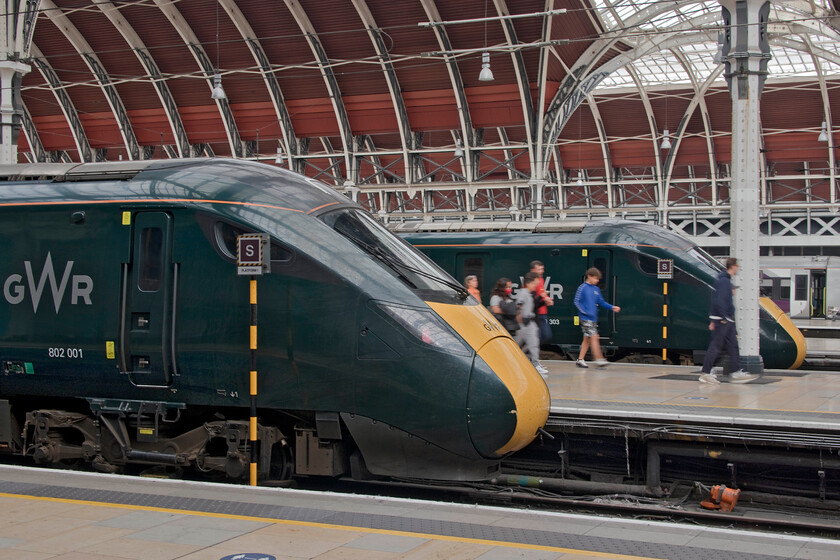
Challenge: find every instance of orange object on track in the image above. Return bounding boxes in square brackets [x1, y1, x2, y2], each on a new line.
[700, 485, 741, 512]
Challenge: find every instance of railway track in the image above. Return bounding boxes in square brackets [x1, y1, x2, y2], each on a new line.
[3, 450, 837, 538]
[294, 476, 840, 538]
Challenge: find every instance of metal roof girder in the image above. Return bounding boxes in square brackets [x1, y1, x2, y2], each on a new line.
[660, 47, 722, 210]
[219, 0, 298, 160]
[796, 33, 835, 205]
[29, 43, 91, 162]
[20, 102, 44, 162]
[283, 0, 354, 177]
[494, 0, 536, 177]
[534, 1, 559, 184]
[585, 94, 613, 211]
[351, 0, 413, 179]
[625, 64, 664, 208]
[40, 0, 139, 160]
[541, 15, 719, 174]
[419, 0, 476, 181]
[93, 0, 203, 157]
[152, 0, 242, 157]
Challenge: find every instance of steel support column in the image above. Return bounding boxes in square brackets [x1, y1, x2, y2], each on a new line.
[0, 0, 37, 165]
[721, 0, 771, 372]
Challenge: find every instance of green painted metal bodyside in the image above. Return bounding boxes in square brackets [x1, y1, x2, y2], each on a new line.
[0, 160, 497, 462]
[404, 221, 800, 370]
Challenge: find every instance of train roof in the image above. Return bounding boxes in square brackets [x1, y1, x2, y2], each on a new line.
[0, 159, 353, 216]
[395, 219, 697, 252]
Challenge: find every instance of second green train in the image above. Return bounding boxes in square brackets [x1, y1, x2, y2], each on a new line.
[402, 220, 805, 370]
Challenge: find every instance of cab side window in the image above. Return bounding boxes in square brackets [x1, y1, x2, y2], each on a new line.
[138, 227, 163, 292]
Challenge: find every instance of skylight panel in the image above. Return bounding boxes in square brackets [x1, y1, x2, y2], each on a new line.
[767, 46, 819, 79]
[598, 66, 635, 88]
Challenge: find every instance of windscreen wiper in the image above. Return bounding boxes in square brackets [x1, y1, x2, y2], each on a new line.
[378, 253, 469, 300]
[336, 233, 418, 289]
[344, 236, 467, 299]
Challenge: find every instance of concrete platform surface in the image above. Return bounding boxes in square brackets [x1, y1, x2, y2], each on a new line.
[0, 465, 836, 560]
[543, 360, 840, 421]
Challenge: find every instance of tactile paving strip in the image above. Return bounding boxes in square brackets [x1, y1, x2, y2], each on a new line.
[0, 478, 791, 560]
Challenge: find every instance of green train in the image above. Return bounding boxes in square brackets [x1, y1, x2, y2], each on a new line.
[402, 221, 805, 370]
[0, 159, 550, 482]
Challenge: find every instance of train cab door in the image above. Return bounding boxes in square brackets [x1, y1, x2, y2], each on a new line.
[587, 249, 615, 337]
[811, 271, 827, 318]
[119, 211, 177, 387]
[456, 252, 489, 303]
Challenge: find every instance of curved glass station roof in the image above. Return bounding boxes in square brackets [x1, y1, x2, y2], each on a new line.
[593, 0, 840, 89]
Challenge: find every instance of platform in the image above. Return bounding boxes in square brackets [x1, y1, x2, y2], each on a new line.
[543, 361, 840, 438]
[545, 360, 839, 414]
[0, 465, 836, 560]
[537, 360, 840, 494]
[788, 319, 840, 361]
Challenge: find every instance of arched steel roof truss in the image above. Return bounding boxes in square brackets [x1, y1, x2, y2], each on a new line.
[20, 103, 44, 162]
[219, 0, 298, 161]
[351, 0, 413, 180]
[40, 0, 139, 160]
[585, 93, 613, 209]
[29, 42, 91, 161]
[152, 0, 242, 157]
[540, 0, 691, 168]
[419, 0, 475, 181]
[284, 0, 354, 183]
[661, 48, 725, 215]
[93, 0, 190, 158]
[625, 64, 664, 206]
[494, 0, 536, 177]
[534, 0, 558, 183]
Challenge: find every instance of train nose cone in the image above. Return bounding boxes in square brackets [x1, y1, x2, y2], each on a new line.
[468, 336, 551, 458]
[759, 297, 806, 369]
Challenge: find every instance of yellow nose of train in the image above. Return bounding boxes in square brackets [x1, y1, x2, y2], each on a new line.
[427, 301, 551, 458]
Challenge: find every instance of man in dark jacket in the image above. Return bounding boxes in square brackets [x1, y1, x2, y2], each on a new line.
[699, 257, 760, 384]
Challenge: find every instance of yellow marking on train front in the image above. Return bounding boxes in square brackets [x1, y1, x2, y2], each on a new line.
[425, 301, 551, 456]
[759, 297, 806, 369]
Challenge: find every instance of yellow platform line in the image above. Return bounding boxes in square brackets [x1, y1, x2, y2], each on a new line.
[0, 491, 661, 560]
[551, 397, 840, 416]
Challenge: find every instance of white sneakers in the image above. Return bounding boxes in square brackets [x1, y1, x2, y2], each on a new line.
[729, 369, 760, 383]
[535, 364, 549, 376]
[699, 370, 760, 384]
[576, 358, 608, 368]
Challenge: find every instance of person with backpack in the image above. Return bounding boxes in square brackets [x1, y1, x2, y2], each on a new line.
[489, 278, 518, 337]
[516, 272, 549, 376]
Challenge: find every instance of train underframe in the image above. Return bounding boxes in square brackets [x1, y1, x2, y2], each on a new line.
[0, 397, 499, 483]
[0, 398, 359, 482]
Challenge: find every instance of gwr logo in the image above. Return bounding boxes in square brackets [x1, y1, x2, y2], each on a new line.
[3, 253, 93, 313]
[513, 276, 564, 300]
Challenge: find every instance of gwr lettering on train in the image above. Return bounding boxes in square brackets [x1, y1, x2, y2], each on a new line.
[2, 252, 93, 313]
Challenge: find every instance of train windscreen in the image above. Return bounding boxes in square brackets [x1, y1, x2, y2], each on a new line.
[320, 208, 467, 298]
[687, 246, 725, 273]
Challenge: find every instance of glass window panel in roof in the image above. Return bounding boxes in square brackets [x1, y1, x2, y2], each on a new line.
[768, 46, 819, 79]
[598, 66, 635, 88]
[614, 0, 641, 22]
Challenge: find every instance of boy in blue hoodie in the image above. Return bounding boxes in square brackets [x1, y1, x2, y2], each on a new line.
[573, 267, 620, 368]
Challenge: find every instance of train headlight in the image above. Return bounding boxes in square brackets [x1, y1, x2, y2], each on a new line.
[377, 303, 471, 356]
